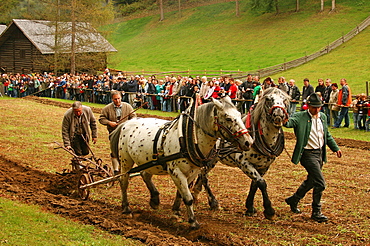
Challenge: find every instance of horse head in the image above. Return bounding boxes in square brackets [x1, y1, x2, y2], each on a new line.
[210, 96, 253, 151]
[254, 87, 290, 127]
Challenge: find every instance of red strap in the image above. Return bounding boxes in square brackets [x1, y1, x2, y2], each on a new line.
[246, 112, 252, 129]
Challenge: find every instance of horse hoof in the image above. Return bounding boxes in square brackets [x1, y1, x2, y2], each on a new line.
[263, 208, 275, 220]
[209, 201, 220, 211]
[122, 206, 132, 215]
[122, 212, 133, 218]
[263, 211, 276, 220]
[190, 221, 200, 230]
[170, 214, 182, 222]
[149, 200, 160, 210]
[245, 208, 257, 217]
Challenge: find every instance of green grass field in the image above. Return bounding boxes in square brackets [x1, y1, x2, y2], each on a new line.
[0, 197, 139, 246]
[104, 0, 370, 95]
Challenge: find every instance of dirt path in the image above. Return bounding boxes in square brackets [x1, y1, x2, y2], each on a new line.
[0, 97, 369, 245]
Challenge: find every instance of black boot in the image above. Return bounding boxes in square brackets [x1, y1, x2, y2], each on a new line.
[285, 195, 301, 214]
[311, 189, 327, 222]
[311, 211, 328, 222]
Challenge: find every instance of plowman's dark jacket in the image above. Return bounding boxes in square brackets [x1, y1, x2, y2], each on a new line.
[284, 111, 339, 164]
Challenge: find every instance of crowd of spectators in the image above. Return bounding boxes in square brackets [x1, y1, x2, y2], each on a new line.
[0, 71, 368, 131]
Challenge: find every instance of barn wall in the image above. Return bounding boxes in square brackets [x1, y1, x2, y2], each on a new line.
[0, 27, 48, 74]
[0, 23, 109, 75]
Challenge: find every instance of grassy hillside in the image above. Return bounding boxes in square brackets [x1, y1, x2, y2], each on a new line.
[274, 26, 370, 95]
[106, 0, 370, 70]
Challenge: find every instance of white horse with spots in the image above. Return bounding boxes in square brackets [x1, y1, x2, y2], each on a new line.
[191, 88, 290, 220]
[110, 96, 253, 229]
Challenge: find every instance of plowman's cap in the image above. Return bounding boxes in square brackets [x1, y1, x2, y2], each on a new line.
[307, 93, 324, 107]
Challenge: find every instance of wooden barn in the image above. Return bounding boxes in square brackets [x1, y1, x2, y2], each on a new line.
[0, 25, 6, 35]
[0, 19, 117, 74]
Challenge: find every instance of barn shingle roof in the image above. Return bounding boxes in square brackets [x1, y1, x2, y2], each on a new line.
[7, 19, 117, 54]
[0, 25, 6, 35]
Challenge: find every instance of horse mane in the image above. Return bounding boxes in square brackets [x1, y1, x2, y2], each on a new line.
[251, 87, 289, 125]
[195, 97, 234, 131]
[196, 100, 215, 131]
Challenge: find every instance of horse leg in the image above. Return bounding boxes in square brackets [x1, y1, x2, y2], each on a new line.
[245, 180, 258, 216]
[169, 165, 200, 229]
[199, 172, 220, 210]
[191, 174, 203, 204]
[192, 170, 219, 210]
[256, 179, 275, 220]
[119, 173, 132, 215]
[172, 190, 182, 216]
[140, 171, 160, 209]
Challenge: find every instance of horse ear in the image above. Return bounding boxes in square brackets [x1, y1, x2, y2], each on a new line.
[211, 97, 224, 110]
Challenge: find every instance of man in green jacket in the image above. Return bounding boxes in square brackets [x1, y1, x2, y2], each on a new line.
[284, 93, 342, 222]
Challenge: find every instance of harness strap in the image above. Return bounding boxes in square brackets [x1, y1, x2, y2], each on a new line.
[152, 121, 173, 160]
[127, 152, 185, 174]
[253, 124, 285, 158]
[247, 105, 285, 158]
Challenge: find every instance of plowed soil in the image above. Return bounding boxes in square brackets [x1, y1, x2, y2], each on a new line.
[0, 96, 369, 245]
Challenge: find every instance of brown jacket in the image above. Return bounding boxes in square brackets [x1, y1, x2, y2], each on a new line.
[62, 105, 97, 147]
[99, 102, 136, 133]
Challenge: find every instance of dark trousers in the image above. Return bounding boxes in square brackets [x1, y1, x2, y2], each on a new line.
[334, 106, 349, 128]
[295, 149, 326, 211]
[72, 134, 89, 156]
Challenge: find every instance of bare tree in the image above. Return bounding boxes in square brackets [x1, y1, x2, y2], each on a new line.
[178, 0, 181, 18]
[236, 0, 240, 17]
[274, 0, 279, 14]
[70, 0, 76, 74]
[330, 0, 336, 12]
[296, 0, 299, 12]
[159, 0, 164, 21]
[36, 0, 114, 73]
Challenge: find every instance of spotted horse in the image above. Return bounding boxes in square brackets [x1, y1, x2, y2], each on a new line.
[190, 87, 290, 220]
[109, 95, 253, 229]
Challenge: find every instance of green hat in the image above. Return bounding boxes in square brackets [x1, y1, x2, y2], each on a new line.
[307, 93, 324, 107]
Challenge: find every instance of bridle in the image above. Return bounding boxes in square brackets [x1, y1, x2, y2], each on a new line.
[214, 116, 249, 140]
[268, 104, 289, 123]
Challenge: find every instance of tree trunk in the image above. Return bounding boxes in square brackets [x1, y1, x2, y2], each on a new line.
[54, 0, 60, 75]
[320, 0, 324, 12]
[236, 0, 239, 17]
[296, 0, 299, 12]
[70, 0, 76, 74]
[178, 0, 181, 18]
[275, 0, 279, 14]
[159, 0, 164, 21]
[331, 0, 336, 12]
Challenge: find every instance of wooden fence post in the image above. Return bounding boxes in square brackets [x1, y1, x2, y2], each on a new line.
[283, 58, 286, 70]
